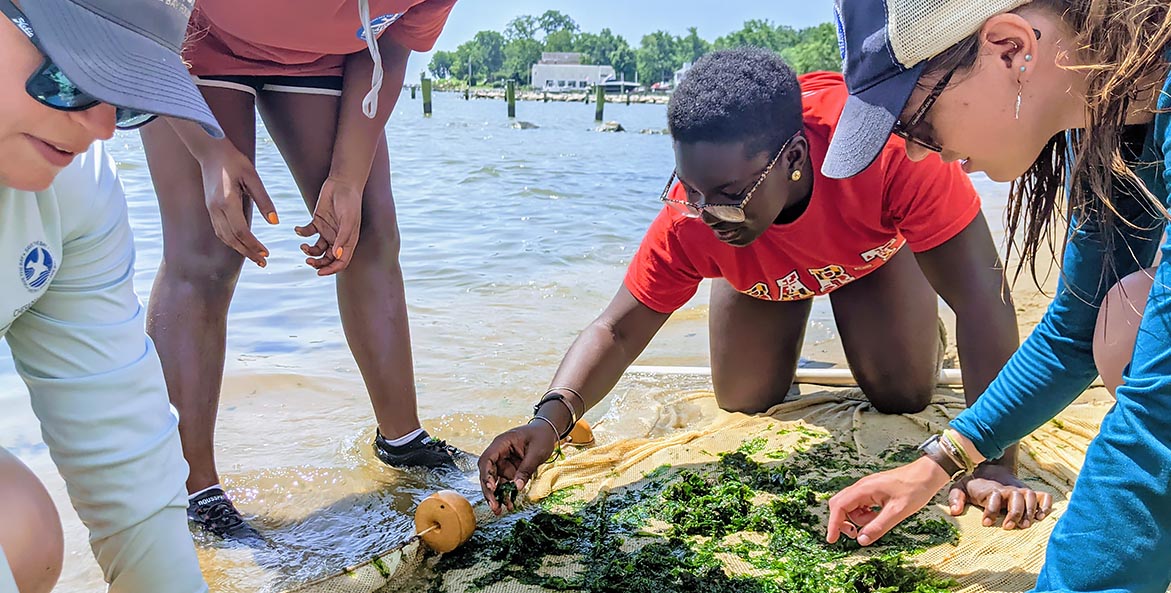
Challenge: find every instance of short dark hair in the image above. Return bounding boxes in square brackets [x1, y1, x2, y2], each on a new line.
[667, 47, 803, 158]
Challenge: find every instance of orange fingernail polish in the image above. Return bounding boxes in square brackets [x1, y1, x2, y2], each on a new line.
[335, 247, 344, 258]
[267, 213, 279, 224]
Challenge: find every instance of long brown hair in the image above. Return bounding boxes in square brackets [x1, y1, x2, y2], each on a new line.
[926, 0, 1171, 288]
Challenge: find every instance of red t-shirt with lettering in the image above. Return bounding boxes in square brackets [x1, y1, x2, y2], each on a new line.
[624, 71, 982, 314]
[186, 0, 457, 77]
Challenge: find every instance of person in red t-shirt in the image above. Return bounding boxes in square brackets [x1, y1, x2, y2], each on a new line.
[137, 0, 463, 539]
[479, 48, 1050, 528]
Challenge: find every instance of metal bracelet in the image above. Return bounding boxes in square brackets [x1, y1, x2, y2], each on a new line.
[534, 392, 577, 439]
[529, 415, 561, 444]
[546, 386, 585, 418]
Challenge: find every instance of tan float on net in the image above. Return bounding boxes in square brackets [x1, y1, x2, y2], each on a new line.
[565, 419, 596, 447]
[414, 490, 476, 554]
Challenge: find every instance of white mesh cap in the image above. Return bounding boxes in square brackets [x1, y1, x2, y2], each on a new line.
[888, 0, 1034, 68]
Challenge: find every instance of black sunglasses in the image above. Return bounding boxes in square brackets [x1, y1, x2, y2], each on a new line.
[1, 0, 156, 130]
[892, 67, 955, 153]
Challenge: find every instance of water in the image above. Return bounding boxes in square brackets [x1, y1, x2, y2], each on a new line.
[0, 90, 1010, 591]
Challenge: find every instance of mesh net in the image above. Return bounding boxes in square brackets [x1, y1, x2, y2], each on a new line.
[381, 385, 1108, 593]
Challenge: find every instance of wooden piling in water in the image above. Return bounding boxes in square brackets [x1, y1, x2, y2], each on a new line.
[422, 78, 433, 117]
[595, 85, 605, 122]
[506, 81, 516, 118]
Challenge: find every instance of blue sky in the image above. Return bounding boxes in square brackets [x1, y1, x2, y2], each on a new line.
[405, 0, 837, 78]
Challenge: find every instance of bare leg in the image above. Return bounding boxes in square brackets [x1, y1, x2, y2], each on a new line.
[829, 247, 940, 414]
[1095, 268, 1154, 395]
[0, 448, 63, 593]
[140, 87, 256, 492]
[709, 279, 813, 414]
[256, 91, 421, 439]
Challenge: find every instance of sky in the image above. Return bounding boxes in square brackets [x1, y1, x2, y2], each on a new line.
[405, 0, 837, 79]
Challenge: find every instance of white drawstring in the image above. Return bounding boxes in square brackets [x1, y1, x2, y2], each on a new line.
[358, 0, 384, 119]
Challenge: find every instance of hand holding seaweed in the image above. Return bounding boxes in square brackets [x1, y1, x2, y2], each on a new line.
[479, 422, 559, 515]
[495, 481, 519, 508]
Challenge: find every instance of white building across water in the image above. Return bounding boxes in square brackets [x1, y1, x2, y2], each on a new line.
[531, 52, 615, 91]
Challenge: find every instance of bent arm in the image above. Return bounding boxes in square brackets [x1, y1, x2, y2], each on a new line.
[329, 35, 412, 188]
[915, 211, 1020, 467]
[7, 172, 205, 592]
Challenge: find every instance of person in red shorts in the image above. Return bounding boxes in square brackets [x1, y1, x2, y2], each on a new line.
[479, 48, 1051, 527]
[138, 0, 463, 539]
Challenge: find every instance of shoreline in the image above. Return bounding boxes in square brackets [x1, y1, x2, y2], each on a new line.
[429, 87, 671, 105]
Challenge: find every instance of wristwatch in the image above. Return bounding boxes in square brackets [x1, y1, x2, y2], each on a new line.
[918, 434, 966, 481]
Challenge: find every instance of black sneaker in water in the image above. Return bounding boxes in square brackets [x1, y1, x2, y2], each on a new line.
[187, 487, 261, 540]
[373, 430, 470, 470]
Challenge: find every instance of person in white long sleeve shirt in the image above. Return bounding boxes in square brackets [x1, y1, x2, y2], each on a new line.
[0, 0, 224, 591]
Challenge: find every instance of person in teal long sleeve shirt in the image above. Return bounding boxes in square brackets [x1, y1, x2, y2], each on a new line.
[821, 0, 1171, 591]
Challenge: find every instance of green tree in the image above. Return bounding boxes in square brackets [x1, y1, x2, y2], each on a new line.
[502, 38, 544, 83]
[452, 30, 506, 85]
[675, 26, 710, 66]
[783, 23, 842, 73]
[574, 28, 629, 66]
[504, 15, 539, 41]
[609, 45, 637, 81]
[713, 19, 798, 52]
[428, 50, 455, 79]
[537, 10, 579, 36]
[543, 29, 577, 53]
[637, 30, 679, 85]
[574, 31, 604, 63]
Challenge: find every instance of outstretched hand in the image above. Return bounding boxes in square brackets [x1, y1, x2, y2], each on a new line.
[826, 457, 952, 546]
[478, 422, 559, 516]
[199, 147, 278, 267]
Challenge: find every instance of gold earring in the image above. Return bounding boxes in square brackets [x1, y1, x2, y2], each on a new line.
[790, 170, 802, 182]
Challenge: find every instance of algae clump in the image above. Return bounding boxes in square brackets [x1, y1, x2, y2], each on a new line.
[431, 441, 958, 593]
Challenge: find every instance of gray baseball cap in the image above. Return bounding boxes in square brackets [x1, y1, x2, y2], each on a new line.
[21, 0, 222, 137]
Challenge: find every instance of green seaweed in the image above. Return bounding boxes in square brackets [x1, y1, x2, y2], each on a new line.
[431, 440, 958, 593]
[736, 437, 769, 456]
[883, 443, 922, 464]
[540, 484, 586, 512]
[494, 481, 519, 508]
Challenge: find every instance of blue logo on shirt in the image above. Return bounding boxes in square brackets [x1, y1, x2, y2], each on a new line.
[357, 13, 404, 41]
[20, 242, 55, 291]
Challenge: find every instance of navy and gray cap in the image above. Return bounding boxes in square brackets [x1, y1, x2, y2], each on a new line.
[21, 0, 222, 138]
[823, 0, 1032, 179]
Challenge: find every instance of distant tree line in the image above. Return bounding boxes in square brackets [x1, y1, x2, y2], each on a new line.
[427, 10, 841, 86]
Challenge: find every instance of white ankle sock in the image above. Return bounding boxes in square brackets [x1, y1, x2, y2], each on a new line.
[383, 428, 426, 447]
[189, 483, 224, 502]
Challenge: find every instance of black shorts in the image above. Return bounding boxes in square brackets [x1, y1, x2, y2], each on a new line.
[192, 74, 343, 97]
